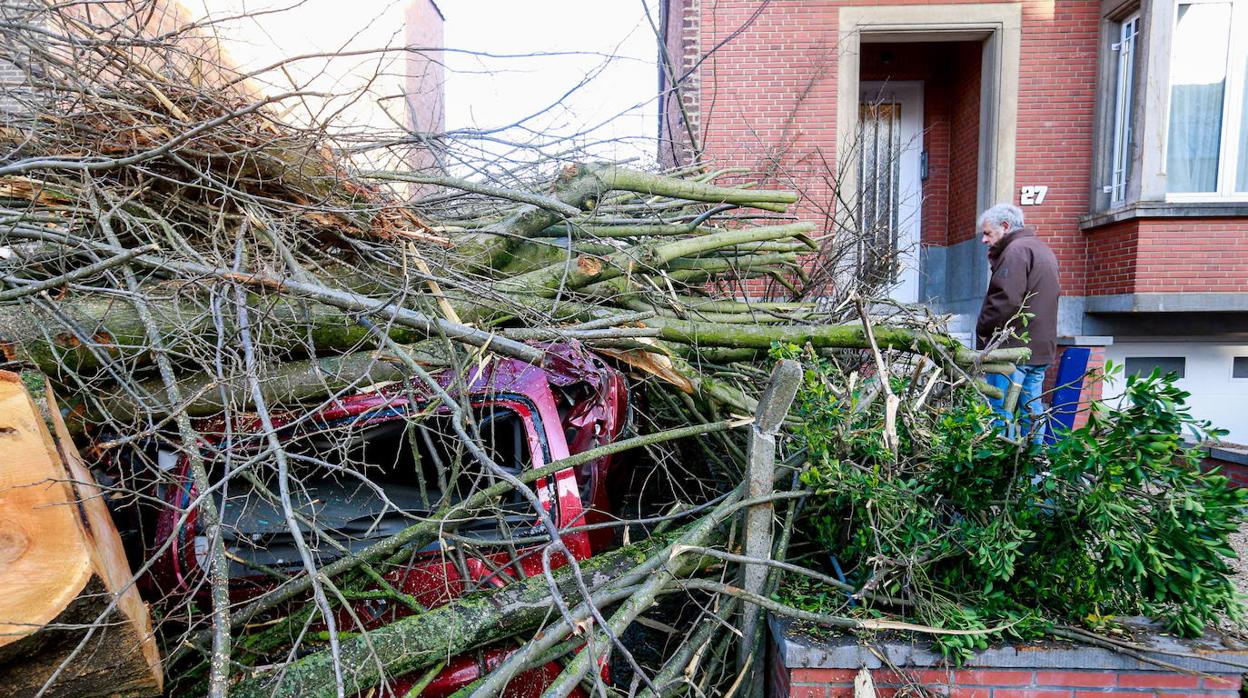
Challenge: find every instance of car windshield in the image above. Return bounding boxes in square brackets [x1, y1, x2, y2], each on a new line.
[214, 405, 542, 575]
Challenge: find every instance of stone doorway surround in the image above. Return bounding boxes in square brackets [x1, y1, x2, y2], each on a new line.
[836, 3, 1022, 215]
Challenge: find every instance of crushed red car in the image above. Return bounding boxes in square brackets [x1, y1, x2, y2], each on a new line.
[98, 342, 630, 696]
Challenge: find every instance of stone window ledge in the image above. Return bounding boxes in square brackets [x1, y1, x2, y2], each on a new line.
[1081, 201, 1248, 231]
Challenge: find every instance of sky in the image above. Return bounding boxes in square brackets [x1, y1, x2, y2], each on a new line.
[441, 1, 660, 161]
[184, 0, 661, 163]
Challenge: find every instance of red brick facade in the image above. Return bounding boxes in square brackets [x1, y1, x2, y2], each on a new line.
[1087, 218, 1248, 295]
[663, 0, 1106, 296]
[658, 0, 1248, 300]
[947, 42, 983, 248]
[660, 0, 1248, 440]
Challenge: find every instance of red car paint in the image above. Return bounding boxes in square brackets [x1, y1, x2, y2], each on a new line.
[116, 342, 627, 695]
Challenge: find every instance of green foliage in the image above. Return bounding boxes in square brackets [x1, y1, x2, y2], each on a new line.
[774, 344, 1247, 661]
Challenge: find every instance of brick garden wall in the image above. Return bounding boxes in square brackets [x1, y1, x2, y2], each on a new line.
[768, 618, 1247, 698]
[777, 666, 1241, 698]
[769, 614, 1248, 698]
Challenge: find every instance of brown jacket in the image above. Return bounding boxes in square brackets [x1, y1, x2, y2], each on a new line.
[975, 227, 1060, 365]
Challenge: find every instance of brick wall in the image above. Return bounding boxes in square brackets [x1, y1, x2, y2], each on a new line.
[1084, 220, 1140, 296]
[1086, 218, 1248, 295]
[1133, 218, 1248, 293]
[948, 42, 982, 246]
[783, 667, 1241, 697]
[659, 0, 702, 167]
[771, 616, 1248, 698]
[1, 0, 38, 113]
[1013, 0, 1099, 297]
[1203, 445, 1248, 488]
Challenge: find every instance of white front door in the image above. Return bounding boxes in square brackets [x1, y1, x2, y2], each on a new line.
[858, 81, 923, 304]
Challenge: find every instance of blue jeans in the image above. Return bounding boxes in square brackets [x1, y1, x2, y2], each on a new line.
[987, 364, 1050, 444]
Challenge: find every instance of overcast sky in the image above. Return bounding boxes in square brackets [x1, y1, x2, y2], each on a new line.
[442, 1, 659, 160]
[186, 0, 660, 162]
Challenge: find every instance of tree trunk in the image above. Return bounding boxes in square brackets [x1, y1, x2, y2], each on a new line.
[90, 341, 447, 422]
[0, 289, 438, 376]
[230, 531, 683, 698]
[0, 372, 161, 697]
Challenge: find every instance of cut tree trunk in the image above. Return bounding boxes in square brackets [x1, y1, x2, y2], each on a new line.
[89, 341, 447, 422]
[0, 288, 439, 375]
[230, 530, 693, 698]
[0, 372, 161, 697]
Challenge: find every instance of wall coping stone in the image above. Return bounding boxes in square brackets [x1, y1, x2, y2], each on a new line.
[1057, 335, 1113, 346]
[770, 615, 1248, 674]
[1209, 444, 1248, 467]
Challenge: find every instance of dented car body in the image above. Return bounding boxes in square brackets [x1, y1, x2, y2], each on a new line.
[102, 343, 629, 696]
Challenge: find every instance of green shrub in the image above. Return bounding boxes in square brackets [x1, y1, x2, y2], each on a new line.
[775, 344, 1246, 661]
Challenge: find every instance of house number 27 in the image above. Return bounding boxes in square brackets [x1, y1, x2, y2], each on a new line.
[1019, 185, 1048, 205]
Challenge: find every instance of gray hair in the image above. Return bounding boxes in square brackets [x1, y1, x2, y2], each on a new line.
[977, 203, 1025, 232]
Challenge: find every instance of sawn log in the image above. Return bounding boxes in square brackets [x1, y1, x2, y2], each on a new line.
[0, 372, 161, 697]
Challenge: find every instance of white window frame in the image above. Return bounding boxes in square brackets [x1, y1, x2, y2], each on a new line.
[1108, 12, 1140, 206]
[1232, 355, 1248, 381]
[1163, 0, 1248, 202]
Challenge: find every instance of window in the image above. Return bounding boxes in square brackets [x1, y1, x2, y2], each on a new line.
[1165, 0, 1248, 197]
[858, 100, 903, 287]
[1109, 12, 1141, 206]
[1234, 356, 1248, 378]
[1125, 356, 1187, 378]
[220, 405, 543, 573]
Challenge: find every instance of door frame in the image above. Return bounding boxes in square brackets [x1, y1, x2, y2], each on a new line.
[859, 80, 924, 303]
[837, 3, 1021, 215]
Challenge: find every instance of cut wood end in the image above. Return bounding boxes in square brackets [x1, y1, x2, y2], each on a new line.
[0, 373, 94, 644]
[0, 375, 162, 694]
[576, 255, 605, 276]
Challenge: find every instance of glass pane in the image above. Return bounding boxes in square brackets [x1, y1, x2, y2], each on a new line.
[1166, 2, 1231, 193]
[857, 101, 901, 285]
[1234, 357, 1248, 379]
[1110, 16, 1140, 204]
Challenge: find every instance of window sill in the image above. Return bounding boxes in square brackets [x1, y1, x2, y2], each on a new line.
[1080, 200, 1248, 231]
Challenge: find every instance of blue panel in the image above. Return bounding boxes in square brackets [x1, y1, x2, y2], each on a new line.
[1046, 347, 1091, 443]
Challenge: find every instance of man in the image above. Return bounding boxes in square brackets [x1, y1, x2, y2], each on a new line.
[975, 203, 1060, 444]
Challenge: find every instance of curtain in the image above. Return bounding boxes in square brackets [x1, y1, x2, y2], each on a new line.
[1166, 2, 1231, 193]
